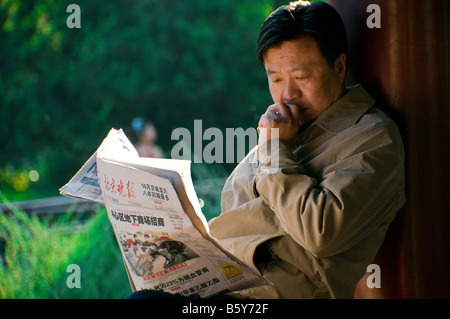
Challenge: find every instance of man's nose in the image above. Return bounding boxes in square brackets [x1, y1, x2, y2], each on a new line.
[283, 79, 301, 101]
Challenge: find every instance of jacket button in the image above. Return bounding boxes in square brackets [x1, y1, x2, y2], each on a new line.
[253, 160, 259, 168]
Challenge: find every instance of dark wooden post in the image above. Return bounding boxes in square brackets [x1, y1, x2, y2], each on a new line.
[328, 0, 450, 298]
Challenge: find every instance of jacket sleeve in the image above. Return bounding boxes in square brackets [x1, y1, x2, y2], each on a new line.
[254, 121, 405, 258]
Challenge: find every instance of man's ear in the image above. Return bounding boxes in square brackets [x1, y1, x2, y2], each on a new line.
[334, 53, 347, 82]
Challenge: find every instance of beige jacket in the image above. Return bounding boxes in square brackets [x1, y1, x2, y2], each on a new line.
[209, 85, 405, 298]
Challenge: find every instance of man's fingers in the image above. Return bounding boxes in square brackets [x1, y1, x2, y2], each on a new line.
[264, 110, 280, 120]
[258, 103, 300, 144]
[279, 103, 295, 122]
[266, 103, 293, 122]
[258, 113, 275, 128]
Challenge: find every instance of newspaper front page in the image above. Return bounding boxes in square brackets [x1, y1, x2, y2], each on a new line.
[60, 129, 270, 298]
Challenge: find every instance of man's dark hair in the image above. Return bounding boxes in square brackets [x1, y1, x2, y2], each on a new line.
[256, 1, 348, 70]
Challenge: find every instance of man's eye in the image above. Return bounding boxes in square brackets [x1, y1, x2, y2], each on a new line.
[271, 78, 282, 83]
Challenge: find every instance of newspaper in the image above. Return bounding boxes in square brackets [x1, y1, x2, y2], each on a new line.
[60, 128, 270, 298]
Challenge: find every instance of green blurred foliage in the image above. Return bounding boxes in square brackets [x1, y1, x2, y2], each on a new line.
[0, 192, 130, 298]
[0, 0, 278, 194]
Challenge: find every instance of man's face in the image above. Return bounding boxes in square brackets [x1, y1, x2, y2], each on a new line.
[263, 35, 346, 126]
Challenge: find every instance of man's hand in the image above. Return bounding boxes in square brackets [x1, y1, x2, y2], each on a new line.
[258, 103, 301, 146]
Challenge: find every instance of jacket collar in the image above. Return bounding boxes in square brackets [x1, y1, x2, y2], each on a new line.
[312, 84, 375, 135]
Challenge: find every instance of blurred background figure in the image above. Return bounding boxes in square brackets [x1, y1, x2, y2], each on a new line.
[131, 117, 164, 158]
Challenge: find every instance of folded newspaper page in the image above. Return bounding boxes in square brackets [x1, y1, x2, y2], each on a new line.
[60, 128, 270, 298]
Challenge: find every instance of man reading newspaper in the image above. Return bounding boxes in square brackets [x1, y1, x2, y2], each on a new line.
[61, 128, 270, 299]
[207, 1, 405, 299]
[63, 1, 404, 300]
